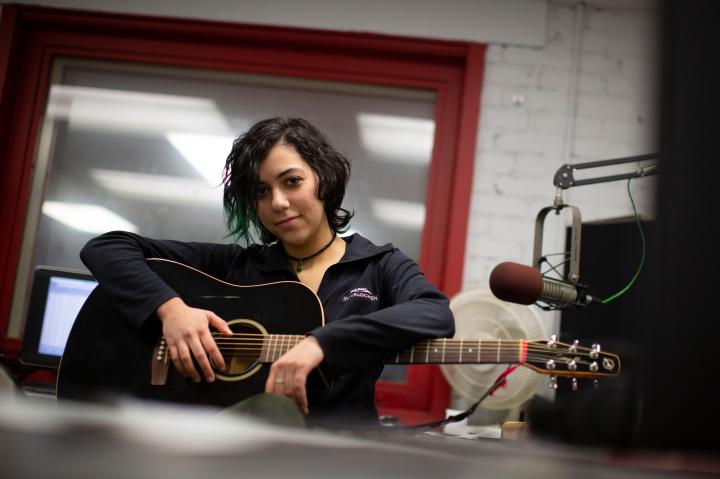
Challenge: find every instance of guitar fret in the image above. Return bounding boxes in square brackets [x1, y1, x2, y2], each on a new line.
[410, 346, 414, 364]
[496, 340, 500, 363]
[518, 340, 524, 363]
[425, 342, 430, 363]
[459, 339, 463, 363]
[395, 352, 400, 364]
[477, 339, 481, 363]
[441, 338, 446, 363]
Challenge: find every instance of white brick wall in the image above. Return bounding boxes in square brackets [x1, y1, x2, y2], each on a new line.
[462, 1, 661, 336]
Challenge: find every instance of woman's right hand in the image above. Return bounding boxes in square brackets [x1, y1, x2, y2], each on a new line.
[156, 296, 233, 383]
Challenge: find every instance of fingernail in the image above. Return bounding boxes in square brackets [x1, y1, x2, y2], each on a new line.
[207, 376, 214, 382]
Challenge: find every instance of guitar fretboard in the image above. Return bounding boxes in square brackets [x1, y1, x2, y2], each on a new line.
[389, 339, 527, 364]
[252, 335, 528, 365]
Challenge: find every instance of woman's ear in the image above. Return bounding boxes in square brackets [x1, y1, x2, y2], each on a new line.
[315, 173, 327, 201]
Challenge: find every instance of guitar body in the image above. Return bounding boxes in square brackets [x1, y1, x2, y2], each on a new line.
[56, 259, 325, 407]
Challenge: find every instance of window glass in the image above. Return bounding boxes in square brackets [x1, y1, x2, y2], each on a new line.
[12, 59, 436, 382]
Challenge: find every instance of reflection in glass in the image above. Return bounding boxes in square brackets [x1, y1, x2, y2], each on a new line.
[14, 60, 437, 383]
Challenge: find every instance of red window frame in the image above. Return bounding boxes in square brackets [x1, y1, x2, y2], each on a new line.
[0, 4, 484, 423]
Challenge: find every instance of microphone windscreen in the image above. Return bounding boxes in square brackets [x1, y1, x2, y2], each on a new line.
[489, 262, 544, 305]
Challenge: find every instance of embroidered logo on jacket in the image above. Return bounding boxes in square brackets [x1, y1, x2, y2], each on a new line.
[342, 287, 379, 302]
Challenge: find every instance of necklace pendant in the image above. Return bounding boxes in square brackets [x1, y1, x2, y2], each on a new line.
[286, 232, 335, 275]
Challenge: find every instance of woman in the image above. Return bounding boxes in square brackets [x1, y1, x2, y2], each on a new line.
[81, 117, 454, 427]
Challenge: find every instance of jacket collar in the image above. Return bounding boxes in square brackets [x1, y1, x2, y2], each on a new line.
[253, 233, 394, 273]
[338, 233, 395, 263]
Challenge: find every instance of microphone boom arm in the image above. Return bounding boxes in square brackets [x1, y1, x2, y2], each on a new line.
[531, 152, 659, 307]
[553, 153, 659, 190]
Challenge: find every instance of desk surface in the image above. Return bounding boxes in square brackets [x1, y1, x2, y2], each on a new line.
[1, 397, 717, 479]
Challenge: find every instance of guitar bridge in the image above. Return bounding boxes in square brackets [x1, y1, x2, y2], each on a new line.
[151, 337, 170, 385]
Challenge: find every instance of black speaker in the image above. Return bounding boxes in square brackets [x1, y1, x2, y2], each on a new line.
[528, 219, 654, 446]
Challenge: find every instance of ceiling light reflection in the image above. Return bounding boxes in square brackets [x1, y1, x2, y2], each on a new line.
[46, 85, 233, 136]
[165, 132, 234, 185]
[371, 198, 426, 230]
[90, 169, 222, 205]
[42, 201, 138, 234]
[357, 113, 435, 164]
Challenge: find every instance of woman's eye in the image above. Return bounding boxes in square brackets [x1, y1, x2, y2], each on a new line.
[256, 186, 268, 197]
[287, 177, 302, 186]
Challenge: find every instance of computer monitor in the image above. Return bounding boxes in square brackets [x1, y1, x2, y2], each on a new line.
[20, 267, 97, 368]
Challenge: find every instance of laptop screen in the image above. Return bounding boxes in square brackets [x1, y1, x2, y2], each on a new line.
[21, 267, 97, 368]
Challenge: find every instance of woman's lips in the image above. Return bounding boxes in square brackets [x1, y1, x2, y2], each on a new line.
[275, 216, 300, 227]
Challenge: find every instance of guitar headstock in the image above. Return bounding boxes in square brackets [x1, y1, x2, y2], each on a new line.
[523, 336, 621, 384]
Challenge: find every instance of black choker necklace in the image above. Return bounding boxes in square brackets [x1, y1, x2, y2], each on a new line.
[286, 233, 336, 273]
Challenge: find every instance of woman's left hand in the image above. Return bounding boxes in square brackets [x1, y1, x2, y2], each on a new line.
[265, 336, 325, 416]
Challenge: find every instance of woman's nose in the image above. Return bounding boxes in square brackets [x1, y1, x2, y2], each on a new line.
[271, 189, 289, 210]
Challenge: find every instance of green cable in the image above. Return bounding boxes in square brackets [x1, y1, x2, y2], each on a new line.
[600, 172, 647, 304]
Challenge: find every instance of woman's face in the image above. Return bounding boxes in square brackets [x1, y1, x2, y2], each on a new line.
[256, 142, 329, 249]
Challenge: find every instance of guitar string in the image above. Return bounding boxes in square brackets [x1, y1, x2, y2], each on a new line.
[207, 333, 606, 354]
[210, 334, 599, 352]
[211, 348, 592, 360]
[210, 348, 603, 365]
[210, 343, 588, 354]
[205, 335, 609, 366]
[211, 348, 599, 362]
[210, 344, 604, 359]
[210, 341, 602, 357]
[211, 354, 605, 372]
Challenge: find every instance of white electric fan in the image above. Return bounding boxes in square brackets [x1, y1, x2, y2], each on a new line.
[440, 286, 548, 410]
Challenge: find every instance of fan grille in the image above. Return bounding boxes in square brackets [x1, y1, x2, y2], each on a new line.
[440, 287, 547, 410]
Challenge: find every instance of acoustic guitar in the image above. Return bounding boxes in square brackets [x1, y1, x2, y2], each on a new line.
[56, 258, 621, 405]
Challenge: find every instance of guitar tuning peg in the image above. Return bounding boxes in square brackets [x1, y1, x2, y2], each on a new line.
[593, 379, 599, 388]
[569, 339, 579, 352]
[548, 375, 558, 390]
[590, 343, 601, 359]
[547, 334, 558, 348]
[571, 378, 578, 392]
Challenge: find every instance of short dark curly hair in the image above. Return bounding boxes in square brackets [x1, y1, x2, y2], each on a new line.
[223, 117, 354, 245]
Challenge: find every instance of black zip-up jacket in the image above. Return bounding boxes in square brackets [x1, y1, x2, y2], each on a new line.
[80, 231, 454, 426]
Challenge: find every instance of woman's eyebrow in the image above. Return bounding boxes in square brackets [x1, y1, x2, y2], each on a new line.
[275, 167, 302, 179]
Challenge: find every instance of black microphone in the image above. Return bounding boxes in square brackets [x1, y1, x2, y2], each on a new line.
[489, 262, 599, 309]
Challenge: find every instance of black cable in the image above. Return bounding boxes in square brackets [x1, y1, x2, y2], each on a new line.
[382, 364, 517, 433]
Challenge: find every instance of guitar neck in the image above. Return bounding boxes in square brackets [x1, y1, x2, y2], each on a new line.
[251, 335, 527, 365]
[387, 338, 526, 365]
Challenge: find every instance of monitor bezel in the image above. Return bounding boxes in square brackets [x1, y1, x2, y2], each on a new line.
[20, 266, 96, 368]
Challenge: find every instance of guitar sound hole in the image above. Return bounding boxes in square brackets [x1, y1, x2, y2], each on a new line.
[216, 320, 263, 379]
